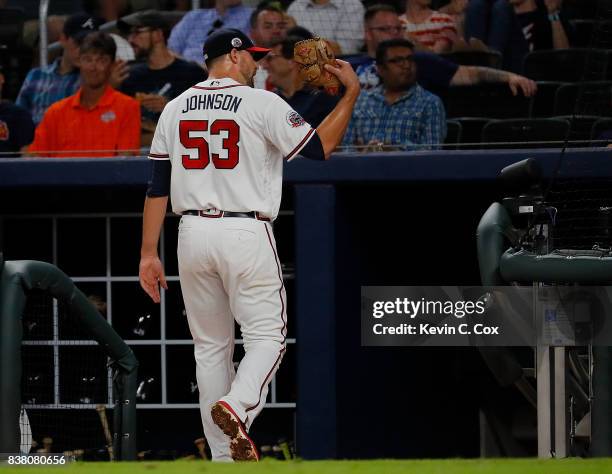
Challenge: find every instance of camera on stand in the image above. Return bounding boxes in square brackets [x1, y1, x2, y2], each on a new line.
[499, 158, 553, 255]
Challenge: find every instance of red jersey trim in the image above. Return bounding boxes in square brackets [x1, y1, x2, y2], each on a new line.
[190, 84, 247, 91]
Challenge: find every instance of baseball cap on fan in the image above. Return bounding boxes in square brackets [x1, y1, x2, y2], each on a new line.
[203, 28, 270, 63]
[117, 11, 169, 35]
[63, 13, 104, 42]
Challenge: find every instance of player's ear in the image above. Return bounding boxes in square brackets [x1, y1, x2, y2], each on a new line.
[229, 48, 241, 64]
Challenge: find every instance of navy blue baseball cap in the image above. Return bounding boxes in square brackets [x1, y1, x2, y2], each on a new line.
[63, 13, 104, 42]
[203, 28, 270, 63]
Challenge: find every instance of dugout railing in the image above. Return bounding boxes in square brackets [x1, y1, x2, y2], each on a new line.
[477, 158, 612, 457]
[0, 257, 138, 460]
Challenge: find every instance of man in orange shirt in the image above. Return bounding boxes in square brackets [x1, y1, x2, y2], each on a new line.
[29, 32, 141, 158]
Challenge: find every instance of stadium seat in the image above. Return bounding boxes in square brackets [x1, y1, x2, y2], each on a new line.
[481, 118, 570, 149]
[582, 19, 612, 50]
[0, 46, 33, 101]
[590, 117, 612, 145]
[563, 0, 598, 20]
[553, 81, 612, 116]
[444, 120, 462, 149]
[529, 81, 567, 118]
[443, 84, 531, 119]
[452, 117, 491, 147]
[553, 115, 602, 145]
[440, 50, 502, 69]
[523, 49, 609, 82]
[570, 19, 595, 47]
[0, 8, 25, 49]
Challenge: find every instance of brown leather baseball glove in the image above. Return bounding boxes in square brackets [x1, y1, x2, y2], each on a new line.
[293, 37, 341, 95]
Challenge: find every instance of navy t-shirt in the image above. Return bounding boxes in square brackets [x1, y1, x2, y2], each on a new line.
[120, 57, 207, 123]
[346, 52, 459, 95]
[0, 101, 35, 157]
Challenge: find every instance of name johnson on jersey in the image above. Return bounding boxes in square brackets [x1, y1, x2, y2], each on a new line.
[181, 94, 242, 113]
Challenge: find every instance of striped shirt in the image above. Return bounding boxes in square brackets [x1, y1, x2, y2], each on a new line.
[341, 84, 446, 150]
[16, 58, 81, 125]
[399, 11, 458, 50]
[168, 6, 254, 64]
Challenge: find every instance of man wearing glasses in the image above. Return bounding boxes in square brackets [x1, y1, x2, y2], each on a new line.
[342, 38, 447, 151]
[117, 12, 207, 144]
[168, 0, 253, 63]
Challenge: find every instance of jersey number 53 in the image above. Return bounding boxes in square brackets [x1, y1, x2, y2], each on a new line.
[180, 119, 240, 170]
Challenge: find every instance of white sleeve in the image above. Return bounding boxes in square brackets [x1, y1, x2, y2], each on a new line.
[148, 107, 170, 160]
[263, 94, 315, 161]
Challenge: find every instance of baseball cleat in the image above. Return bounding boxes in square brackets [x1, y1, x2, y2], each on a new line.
[211, 401, 259, 461]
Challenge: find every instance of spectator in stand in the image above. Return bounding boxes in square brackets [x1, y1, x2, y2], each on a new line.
[251, 2, 288, 46]
[28, 32, 140, 158]
[168, 0, 254, 63]
[349, 4, 536, 98]
[117, 12, 207, 145]
[510, 0, 570, 50]
[0, 67, 35, 158]
[250, 3, 289, 89]
[287, 0, 365, 54]
[16, 13, 103, 125]
[263, 35, 339, 126]
[342, 39, 446, 151]
[399, 0, 458, 53]
[464, 0, 571, 72]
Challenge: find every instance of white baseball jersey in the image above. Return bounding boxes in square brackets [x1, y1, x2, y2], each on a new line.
[148, 77, 315, 220]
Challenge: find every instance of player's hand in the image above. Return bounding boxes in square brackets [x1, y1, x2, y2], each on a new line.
[110, 60, 129, 88]
[139, 255, 168, 303]
[324, 60, 360, 97]
[139, 94, 169, 113]
[507, 73, 537, 97]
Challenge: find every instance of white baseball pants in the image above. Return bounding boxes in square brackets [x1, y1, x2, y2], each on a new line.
[177, 215, 287, 461]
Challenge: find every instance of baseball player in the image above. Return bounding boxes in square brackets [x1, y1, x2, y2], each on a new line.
[139, 28, 359, 461]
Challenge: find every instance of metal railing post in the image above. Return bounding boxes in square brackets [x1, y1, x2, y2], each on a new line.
[39, 0, 50, 68]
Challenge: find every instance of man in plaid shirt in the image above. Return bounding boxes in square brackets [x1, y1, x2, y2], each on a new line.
[342, 38, 446, 151]
[16, 13, 103, 125]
